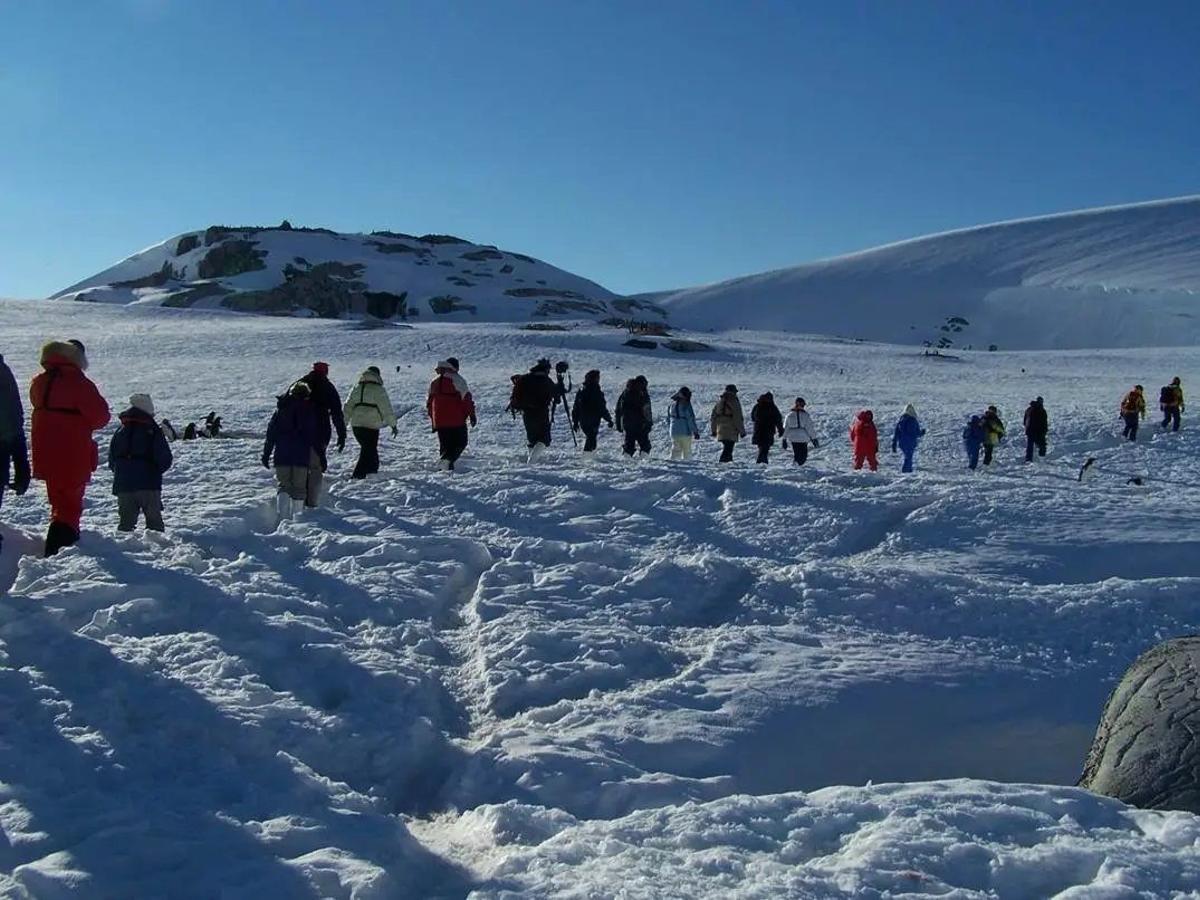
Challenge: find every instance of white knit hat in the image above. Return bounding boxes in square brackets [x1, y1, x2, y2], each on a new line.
[130, 393, 155, 416]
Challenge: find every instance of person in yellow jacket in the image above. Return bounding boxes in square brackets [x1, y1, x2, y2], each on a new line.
[710, 385, 746, 463]
[343, 366, 397, 479]
[1159, 377, 1185, 432]
[1120, 385, 1146, 441]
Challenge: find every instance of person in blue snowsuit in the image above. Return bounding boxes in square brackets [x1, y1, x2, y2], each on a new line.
[0, 354, 31, 553]
[963, 415, 986, 471]
[891, 404, 926, 473]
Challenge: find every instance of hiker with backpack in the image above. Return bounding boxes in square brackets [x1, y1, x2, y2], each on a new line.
[344, 366, 398, 479]
[510, 359, 559, 460]
[963, 415, 986, 470]
[981, 405, 1006, 466]
[571, 369, 613, 454]
[1160, 377, 1184, 432]
[751, 392, 784, 464]
[427, 359, 476, 471]
[667, 387, 701, 460]
[30, 340, 111, 556]
[891, 404, 925, 473]
[0, 354, 30, 554]
[849, 410, 879, 471]
[1023, 397, 1049, 462]
[616, 376, 654, 457]
[710, 385, 746, 463]
[108, 393, 173, 532]
[299, 362, 347, 473]
[782, 397, 819, 466]
[1120, 385, 1146, 441]
[262, 381, 322, 517]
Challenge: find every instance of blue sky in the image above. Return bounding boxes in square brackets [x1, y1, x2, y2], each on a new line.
[1, 0, 1197, 298]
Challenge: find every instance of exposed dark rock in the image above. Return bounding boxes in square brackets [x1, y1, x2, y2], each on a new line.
[161, 282, 234, 308]
[437, 261, 455, 267]
[370, 230, 418, 241]
[221, 261, 365, 318]
[363, 290, 408, 319]
[113, 261, 182, 289]
[520, 323, 571, 332]
[534, 299, 607, 317]
[279, 219, 293, 231]
[612, 297, 668, 317]
[509, 252, 537, 264]
[428, 295, 477, 315]
[500, 264, 514, 274]
[505, 287, 587, 300]
[536, 280, 547, 285]
[447, 276, 475, 288]
[460, 248, 504, 262]
[624, 339, 659, 350]
[368, 240, 426, 256]
[175, 235, 200, 256]
[197, 240, 267, 279]
[1080, 636, 1200, 813]
[664, 339, 713, 353]
[419, 234, 469, 245]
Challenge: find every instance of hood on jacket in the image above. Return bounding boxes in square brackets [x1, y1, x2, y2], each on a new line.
[118, 406, 155, 426]
[902, 404, 917, 418]
[40, 340, 86, 370]
[583, 369, 601, 387]
[130, 393, 155, 416]
[435, 360, 456, 374]
[672, 387, 692, 402]
[723, 384, 738, 395]
[757, 393, 774, 404]
[359, 368, 383, 385]
[857, 410, 874, 424]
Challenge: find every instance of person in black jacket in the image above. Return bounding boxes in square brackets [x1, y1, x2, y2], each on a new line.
[511, 359, 559, 455]
[571, 369, 613, 453]
[108, 393, 173, 531]
[751, 392, 784, 464]
[615, 376, 653, 456]
[299, 361, 347, 469]
[0, 353, 31, 550]
[1023, 397, 1049, 462]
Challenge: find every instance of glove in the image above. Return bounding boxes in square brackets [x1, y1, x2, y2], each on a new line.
[10, 459, 30, 495]
[469, 414, 477, 428]
[693, 432, 701, 440]
[336, 436, 346, 453]
[892, 446, 897, 454]
[391, 426, 399, 437]
[261, 453, 271, 469]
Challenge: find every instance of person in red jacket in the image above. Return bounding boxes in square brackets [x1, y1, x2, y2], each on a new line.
[849, 409, 879, 471]
[30, 339, 111, 555]
[426, 359, 476, 471]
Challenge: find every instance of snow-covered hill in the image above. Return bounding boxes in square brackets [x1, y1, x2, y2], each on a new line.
[52, 224, 667, 325]
[652, 196, 1200, 350]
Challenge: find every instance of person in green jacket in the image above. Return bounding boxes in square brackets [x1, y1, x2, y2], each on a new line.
[982, 405, 1006, 466]
[343, 367, 398, 479]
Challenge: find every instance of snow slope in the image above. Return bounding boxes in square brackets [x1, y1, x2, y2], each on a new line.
[653, 196, 1200, 350]
[52, 225, 666, 325]
[2, 299, 1200, 896]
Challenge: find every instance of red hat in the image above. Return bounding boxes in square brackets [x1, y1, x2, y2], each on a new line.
[313, 361, 330, 375]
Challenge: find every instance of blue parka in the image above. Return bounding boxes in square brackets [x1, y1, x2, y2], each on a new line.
[962, 417, 986, 451]
[108, 408, 173, 494]
[892, 413, 925, 453]
[669, 395, 699, 438]
[264, 394, 320, 468]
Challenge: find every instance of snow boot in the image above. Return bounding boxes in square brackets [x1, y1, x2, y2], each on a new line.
[276, 491, 297, 520]
[528, 443, 547, 464]
[44, 521, 79, 557]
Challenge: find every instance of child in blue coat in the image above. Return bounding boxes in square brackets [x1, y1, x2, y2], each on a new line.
[963, 415, 986, 471]
[891, 404, 926, 473]
[108, 393, 173, 531]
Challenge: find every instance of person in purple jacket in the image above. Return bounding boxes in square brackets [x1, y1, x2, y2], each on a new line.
[262, 381, 322, 516]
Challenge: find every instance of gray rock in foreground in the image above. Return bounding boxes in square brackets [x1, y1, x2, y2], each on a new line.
[1081, 636, 1200, 813]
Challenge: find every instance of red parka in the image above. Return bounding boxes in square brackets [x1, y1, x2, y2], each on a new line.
[426, 373, 476, 429]
[30, 342, 110, 485]
[849, 410, 878, 455]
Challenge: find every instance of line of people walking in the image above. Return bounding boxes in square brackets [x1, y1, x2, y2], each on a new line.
[0, 344, 1189, 556]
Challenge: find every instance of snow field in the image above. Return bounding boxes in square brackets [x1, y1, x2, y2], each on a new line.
[1, 300, 1200, 897]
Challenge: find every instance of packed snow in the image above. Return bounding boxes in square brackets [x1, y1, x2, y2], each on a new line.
[652, 196, 1200, 351]
[2, 298, 1200, 897]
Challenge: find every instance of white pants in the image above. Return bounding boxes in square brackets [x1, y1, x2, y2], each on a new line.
[671, 436, 694, 460]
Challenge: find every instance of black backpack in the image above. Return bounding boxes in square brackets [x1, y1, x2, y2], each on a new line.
[1160, 385, 1175, 405]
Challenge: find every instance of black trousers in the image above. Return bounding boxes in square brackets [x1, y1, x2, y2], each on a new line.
[623, 428, 651, 456]
[351, 426, 380, 479]
[437, 426, 469, 468]
[523, 411, 551, 448]
[1122, 413, 1139, 441]
[1025, 434, 1046, 461]
[983, 444, 995, 465]
[719, 440, 736, 462]
[580, 423, 600, 452]
[755, 442, 771, 464]
[792, 442, 808, 465]
[1162, 407, 1181, 431]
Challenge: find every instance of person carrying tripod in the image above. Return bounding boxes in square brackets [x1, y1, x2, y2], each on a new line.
[510, 358, 560, 462]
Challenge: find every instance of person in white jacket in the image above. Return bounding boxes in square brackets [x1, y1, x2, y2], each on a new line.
[782, 397, 819, 466]
[343, 366, 398, 479]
